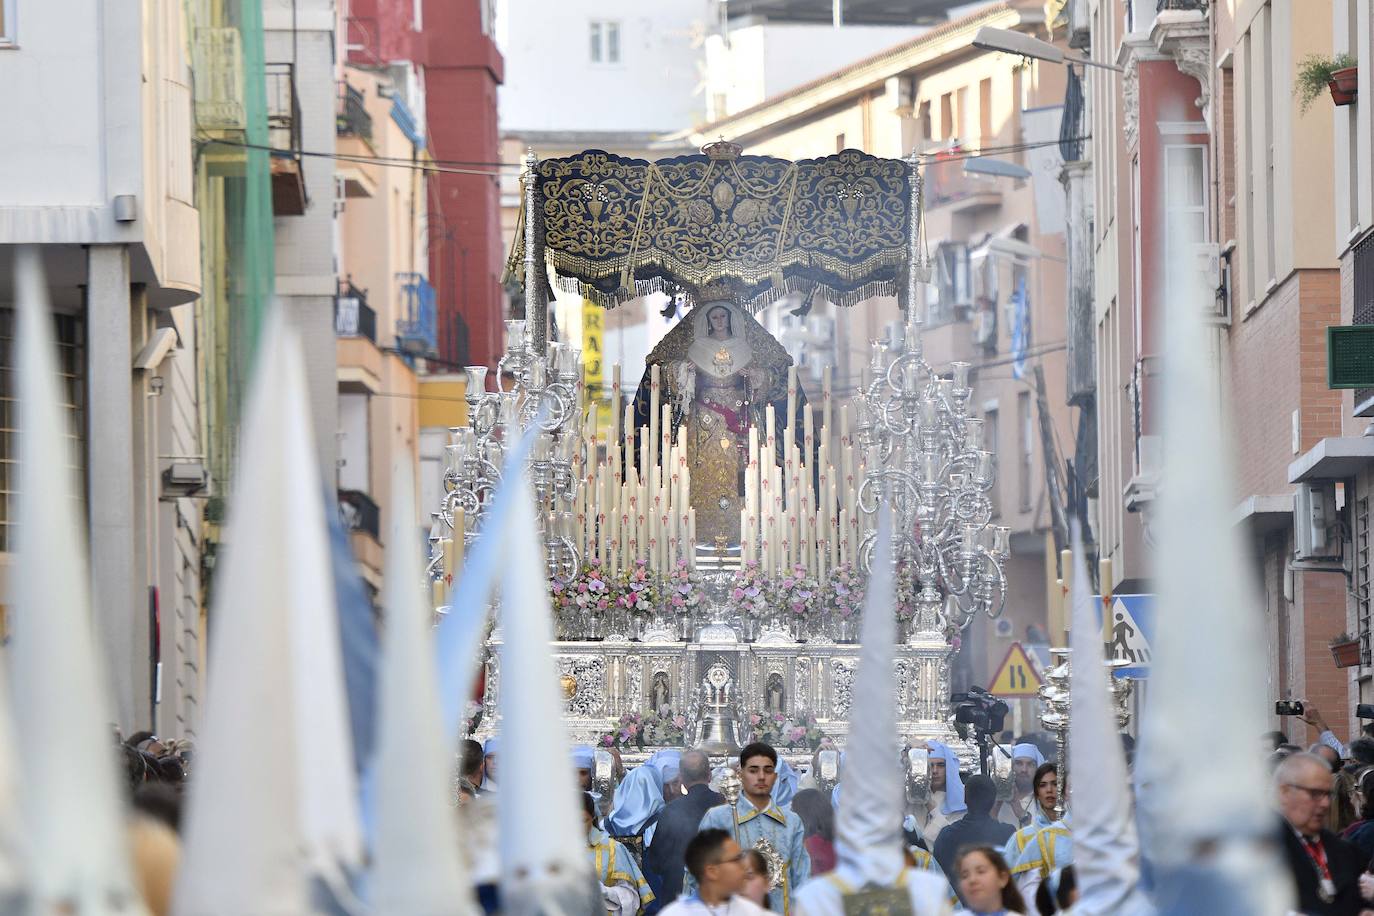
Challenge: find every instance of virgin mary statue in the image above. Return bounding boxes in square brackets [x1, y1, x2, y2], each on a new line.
[633, 286, 800, 546]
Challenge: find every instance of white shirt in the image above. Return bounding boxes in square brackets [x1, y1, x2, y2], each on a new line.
[658, 893, 768, 916]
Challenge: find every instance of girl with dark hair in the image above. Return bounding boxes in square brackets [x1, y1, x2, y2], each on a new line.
[953, 846, 1027, 915]
[790, 788, 837, 875]
[1032, 865, 1077, 915]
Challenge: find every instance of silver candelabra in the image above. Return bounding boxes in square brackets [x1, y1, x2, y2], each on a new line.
[854, 313, 1011, 635]
[1037, 648, 1135, 821]
[430, 319, 586, 587]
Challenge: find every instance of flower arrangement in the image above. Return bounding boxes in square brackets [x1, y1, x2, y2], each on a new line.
[599, 708, 688, 748]
[894, 561, 920, 622]
[550, 557, 617, 618]
[730, 561, 773, 619]
[749, 711, 827, 750]
[662, 559, 704, 614]
[825, 563, 865, 620]
[774, 564, 820, 620]
[616, 559, 659, 617]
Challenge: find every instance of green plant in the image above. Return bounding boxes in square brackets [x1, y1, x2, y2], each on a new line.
[1296, 53, 1357, 114]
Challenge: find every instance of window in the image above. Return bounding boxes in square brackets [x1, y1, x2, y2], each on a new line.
[836, 133, 846, 153]
[984, 407, 1000, 518]
[1164, 145, 1208, 296]
[1017, 391, 1033, 512]
[0, 0, 15, 46]
[979, 78, 993, 143]
[0, 308, 86, 550]
[589, 20, 621, 65]
[917, 100, 932, 144]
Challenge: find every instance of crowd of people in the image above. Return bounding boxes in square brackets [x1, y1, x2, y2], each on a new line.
[444, 735, 1081, 916]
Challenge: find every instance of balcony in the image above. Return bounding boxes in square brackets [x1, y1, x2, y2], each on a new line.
[335, 283, 377, 343]
[265, 62, 307, 215]
[923, 148, 1003, 214]
[337, 82, 373, 142]
[396, 273, 438, 357]
[338, 488, 381, 541]
[1157, 0, 1207, 9]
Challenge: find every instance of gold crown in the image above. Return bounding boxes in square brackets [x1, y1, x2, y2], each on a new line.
[693, 279, 744, 305]
[701, 137, 743, 160]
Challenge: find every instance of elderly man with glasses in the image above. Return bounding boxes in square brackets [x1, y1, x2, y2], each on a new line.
[1277, 751, 1366, 914]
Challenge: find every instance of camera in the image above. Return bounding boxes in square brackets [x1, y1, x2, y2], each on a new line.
[952, 687, 1010, 736]
[1275, 700, 1305, 717]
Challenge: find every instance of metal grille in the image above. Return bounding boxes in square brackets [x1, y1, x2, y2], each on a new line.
[1358, 496, 1371, 667]
[1356, 233, 1374, 411]
[0, 308, 87, 551]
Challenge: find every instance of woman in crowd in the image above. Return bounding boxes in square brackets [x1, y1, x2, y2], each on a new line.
[953, 846, 1027, 915]
[791, 788, 837, 875]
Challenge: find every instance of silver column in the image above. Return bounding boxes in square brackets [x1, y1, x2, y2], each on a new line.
[522, 148, 547, 355]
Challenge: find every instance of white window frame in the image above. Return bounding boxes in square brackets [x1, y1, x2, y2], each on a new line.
[589, 20, 621, 66]
[0, 0, 17, 47]
[1163, 144, 1210, 289]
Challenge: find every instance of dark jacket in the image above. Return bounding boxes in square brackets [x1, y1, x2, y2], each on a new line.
[932, 812, 1016, 882]
[644, 783, 725, 904]
[1280, 824, 1366, 916]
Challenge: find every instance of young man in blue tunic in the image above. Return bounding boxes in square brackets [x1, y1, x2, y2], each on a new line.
[693, 742, 810, 915]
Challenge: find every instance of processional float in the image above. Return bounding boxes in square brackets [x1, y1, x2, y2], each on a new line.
[428, 139, 1020, 767]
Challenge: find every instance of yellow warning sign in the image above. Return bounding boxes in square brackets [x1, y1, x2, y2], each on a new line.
[989, 642, 1044, 698]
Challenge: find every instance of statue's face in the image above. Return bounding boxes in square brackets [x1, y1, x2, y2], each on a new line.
[708, 307, 731, 336]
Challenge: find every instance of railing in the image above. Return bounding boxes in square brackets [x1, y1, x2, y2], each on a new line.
[1157, 0, 1207, 10]
[338, 489, 381, 541]
[334, 283, 377, 343]
[192, 27, 245, 131]
[923, 146, 999, 209]
[1355, 233, 1374, 411]
[337, 82, 373, 142]
[396, 272, 438, 356]
[264, 62, 302, 154]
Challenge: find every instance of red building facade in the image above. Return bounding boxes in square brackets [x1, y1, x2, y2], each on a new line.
[347, 0, 505, 369]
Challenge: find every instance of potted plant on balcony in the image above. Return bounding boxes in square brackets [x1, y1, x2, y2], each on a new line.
[1296, 53, 1358, 113]
[1330, 632, 1362, 669]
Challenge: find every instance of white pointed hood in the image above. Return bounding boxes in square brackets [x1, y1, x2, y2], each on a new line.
[1136, 259, 1293, 912]
[496, 474, 603, 916]
[1067, 525, 1152, 915]
[173, 318, 316, 914]
[369, 459, 476, 914]
[833, 505, 904, 886]
[10, 247, 144, 913]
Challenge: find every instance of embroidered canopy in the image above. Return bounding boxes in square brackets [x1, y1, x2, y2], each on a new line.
[509, 147, 915, 311]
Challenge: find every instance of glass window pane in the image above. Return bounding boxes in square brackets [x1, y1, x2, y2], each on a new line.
[607, 22, 620, 63]
[589, 22, 601, 63]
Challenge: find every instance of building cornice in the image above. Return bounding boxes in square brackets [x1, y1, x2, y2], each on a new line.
[676, 3, 1043, 147]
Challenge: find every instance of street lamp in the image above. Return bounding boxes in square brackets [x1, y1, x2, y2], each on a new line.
[972, 26, 1124, 72]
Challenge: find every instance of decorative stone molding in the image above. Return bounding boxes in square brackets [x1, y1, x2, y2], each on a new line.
[1122, 64, 1141, 151]
[1152, 9, 1212, 129]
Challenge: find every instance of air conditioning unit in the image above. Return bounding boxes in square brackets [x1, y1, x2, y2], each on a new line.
[1295, 480, 1341, 560]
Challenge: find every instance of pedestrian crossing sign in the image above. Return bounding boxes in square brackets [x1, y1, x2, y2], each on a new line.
[990, 642, 1043, 698]
[1095, 594, 1155, 678]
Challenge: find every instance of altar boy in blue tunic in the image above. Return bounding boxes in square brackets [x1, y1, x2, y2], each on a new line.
[693, 742, 810, 915]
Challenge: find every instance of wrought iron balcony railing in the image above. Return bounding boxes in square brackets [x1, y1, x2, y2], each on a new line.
[337, 82, 373, 142]
[396, 272, 438, 356]
[1157, 0, 1207, 10]
[334, 282, 377, 343]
